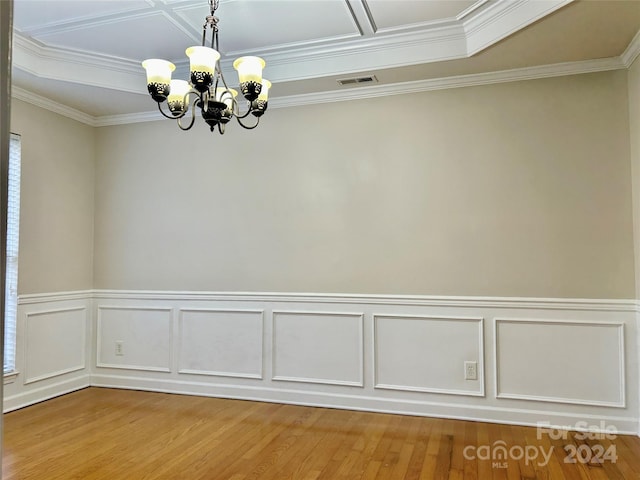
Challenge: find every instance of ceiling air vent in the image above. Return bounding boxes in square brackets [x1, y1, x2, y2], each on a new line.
[337, 75, 378, 86]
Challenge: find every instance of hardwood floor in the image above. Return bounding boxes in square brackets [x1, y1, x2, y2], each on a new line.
[3, 388, 640, 479]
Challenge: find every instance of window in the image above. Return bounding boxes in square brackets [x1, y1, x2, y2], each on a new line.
[4, 133, 20, 374]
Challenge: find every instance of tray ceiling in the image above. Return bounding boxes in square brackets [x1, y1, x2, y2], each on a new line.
[10, 0, 640, 124]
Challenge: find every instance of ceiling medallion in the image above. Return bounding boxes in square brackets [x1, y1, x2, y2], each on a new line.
[142, 0, 271, 134]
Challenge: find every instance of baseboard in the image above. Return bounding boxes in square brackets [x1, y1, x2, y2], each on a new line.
[3, 374, 91, 412]
[90, 374, 640, 435]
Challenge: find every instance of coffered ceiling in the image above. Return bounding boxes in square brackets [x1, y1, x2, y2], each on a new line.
[10, 0, 640, 125]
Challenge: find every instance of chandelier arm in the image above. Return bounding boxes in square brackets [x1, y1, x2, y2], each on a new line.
[177, 96, 199, 131]
[157, 101, 185, 120]
[235, 104, 254, 120]
[235, 115, 260, 130]
[159, 89, 201, 120]
[177, 115, 196, 131]
[228, 97, 254, 120]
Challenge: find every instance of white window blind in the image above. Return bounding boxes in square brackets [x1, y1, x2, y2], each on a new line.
[4, 133, 20, 373]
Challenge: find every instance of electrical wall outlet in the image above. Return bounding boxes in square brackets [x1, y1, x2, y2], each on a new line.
[115, 340, 124, 356]
[464, 361, 477, 380]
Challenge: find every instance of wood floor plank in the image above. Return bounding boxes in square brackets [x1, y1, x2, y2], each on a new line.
[461, 421, 478, 480]
[292, 411, 364, 480]
[3, 388, 640, 480]
[346, 411, 394, 479]
[400, 415, 433, 480]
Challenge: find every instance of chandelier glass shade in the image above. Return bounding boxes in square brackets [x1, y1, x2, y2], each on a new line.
[142, 0, 271, 134]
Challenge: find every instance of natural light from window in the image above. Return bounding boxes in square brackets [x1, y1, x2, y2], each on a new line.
[4, 132, 21, 374]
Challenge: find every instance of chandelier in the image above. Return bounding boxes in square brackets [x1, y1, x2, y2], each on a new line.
[141, 0, 271, 134]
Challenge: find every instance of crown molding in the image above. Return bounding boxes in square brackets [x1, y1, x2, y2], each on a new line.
[94, 111, 156, 127]
[273, 58, 623, 109]
[12, 33, 142, 94]
[225, 26, 470, 85]
[456, 0, 491, 21]
[464, 0, 572, 56]
[11, 86, 97, 126]
[622, 29, 640, 68]
[11, 0, 573, 94]
[90, 55, 624, 127]
[267, 56, 624, 109]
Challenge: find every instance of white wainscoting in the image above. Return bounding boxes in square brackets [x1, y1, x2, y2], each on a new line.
[96, 306, 172, 372]
[24, 306, 87, 384]
[374, 314, 484, 396]
[4, 291, 92, 412]
[5, 290, 640, 434]
[178, 308, 264, 379]
[494, 318, 625, 407]
[272, 310, 364, 387]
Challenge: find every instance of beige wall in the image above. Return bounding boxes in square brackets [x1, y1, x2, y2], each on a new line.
[10, 99, 95, 294]
[629, 56, 640, 299]
[94, 71, 635, 298]
[626, 55, 640, 435]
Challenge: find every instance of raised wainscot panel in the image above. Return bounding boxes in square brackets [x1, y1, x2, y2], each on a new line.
[25, 307, 87, 384]
[495, 319, 625, 407]
[178, 308, 264, 379]
[374, 315, 484, 396]
[272, 310, 364, 387]
[97, 306, 172, 372]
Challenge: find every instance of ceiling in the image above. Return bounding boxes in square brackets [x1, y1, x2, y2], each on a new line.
[10, 0, 640, 125]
